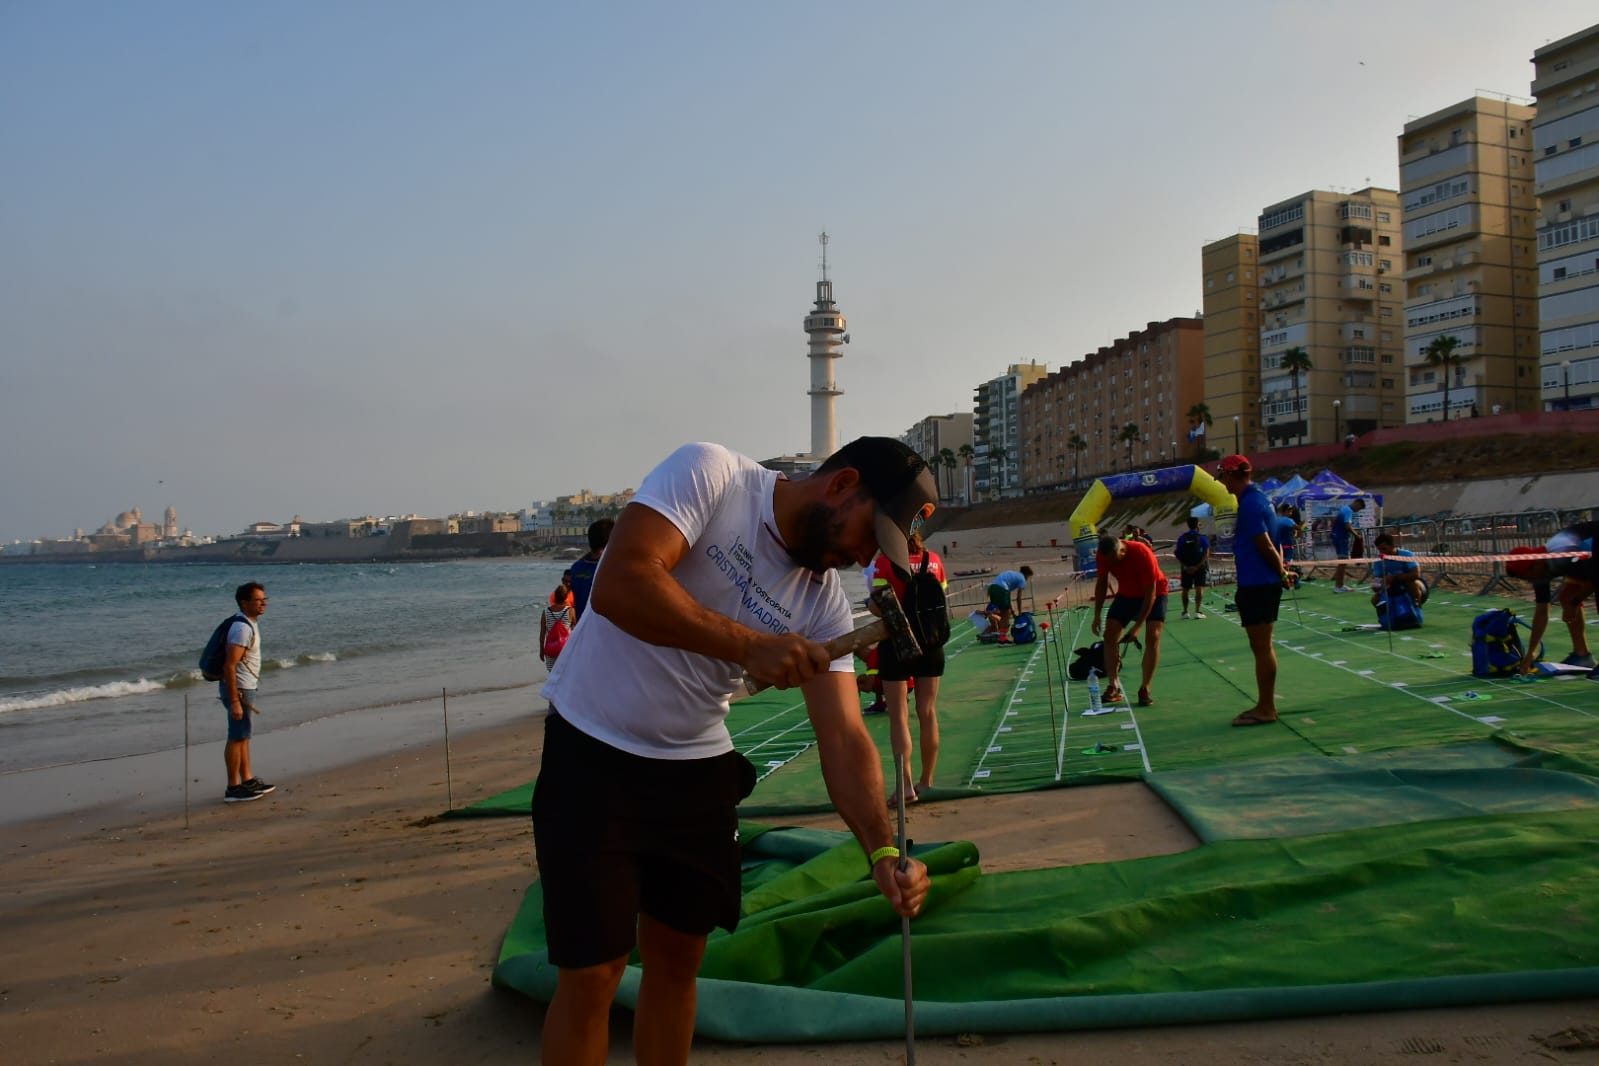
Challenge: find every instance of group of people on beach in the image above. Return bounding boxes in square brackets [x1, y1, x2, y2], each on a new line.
[202, 432, 1596, 1066]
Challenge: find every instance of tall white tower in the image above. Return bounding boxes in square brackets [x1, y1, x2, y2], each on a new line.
[804, 231, 847, 458]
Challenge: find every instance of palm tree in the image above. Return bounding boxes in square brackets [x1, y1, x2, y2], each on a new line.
[1119, 422, 1141, 468]
[1067, 433, 1088, 484]
[990, 446, 1008, 496]
[1423, 334, 1464, 421]
[957, 443, 974, 503]
[1186, 402, 1213, 460]
[1281, 346, 1314, 445]
[938, 448, 958, 501]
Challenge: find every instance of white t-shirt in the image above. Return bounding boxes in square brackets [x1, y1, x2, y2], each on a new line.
[541, 442, 855, 759]
[226, 615, 260, 691]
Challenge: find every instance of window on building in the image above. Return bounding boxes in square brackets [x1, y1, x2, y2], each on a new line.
[1571, 138, 1583, 148]
[1378, 212, 1391, 222]
[1379, 235, 1391, 246]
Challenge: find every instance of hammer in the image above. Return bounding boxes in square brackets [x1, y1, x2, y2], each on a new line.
[744, 585, 923, 694]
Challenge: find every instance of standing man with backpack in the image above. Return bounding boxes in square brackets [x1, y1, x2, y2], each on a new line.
[1174, 516, 1210, 619]
[218, 582, 275, 803]
[869, 531, 949, 805]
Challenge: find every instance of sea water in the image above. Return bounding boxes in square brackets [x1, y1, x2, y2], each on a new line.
[0, 560, 574, 774]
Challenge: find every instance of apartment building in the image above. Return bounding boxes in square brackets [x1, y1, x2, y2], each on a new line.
[1398, 96, 1539, 421]
[1533, 22, 1599, 411]
[1201, 234, 1264, 451]
[1019, 317, 1204, 494]
[974, 362, 1048, 500]
[1256, 188, 1405, 446]
[902, 412, 975, 504]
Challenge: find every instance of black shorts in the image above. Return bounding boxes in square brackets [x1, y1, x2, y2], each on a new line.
[531, 711, 756, 968]
[877, 639, 946, 682]
[1107, 593, 1167, 626]
[1179, 568, 1208, 590]
[1236, 584, 1283, 627]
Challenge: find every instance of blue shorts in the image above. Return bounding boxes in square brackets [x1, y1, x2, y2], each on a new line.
[221, 687, 256, 741]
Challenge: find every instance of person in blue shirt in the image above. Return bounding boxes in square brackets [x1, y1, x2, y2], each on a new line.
[1331, 497, 1367, 592]
[1173, 516, 1210, 619]
[567, 518, 615, 621]
[1217, 455, 1296, 727]
[1274, 504, 1301, 563]
[985, 566, 1034, 644]
[1367, 532, 1425, 610]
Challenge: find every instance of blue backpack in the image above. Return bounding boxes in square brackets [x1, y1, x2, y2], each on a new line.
[1376, 590, 1423, 631]
[1470, 609, 1536, 677]
[199, 613, 255, 681]
[1010, 612, 1038, 645]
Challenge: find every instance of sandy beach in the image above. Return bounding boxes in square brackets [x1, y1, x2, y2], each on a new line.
[3, 543, 1596, 1064]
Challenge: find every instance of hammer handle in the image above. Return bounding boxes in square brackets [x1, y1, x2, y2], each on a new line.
[743, 618, 891, 695]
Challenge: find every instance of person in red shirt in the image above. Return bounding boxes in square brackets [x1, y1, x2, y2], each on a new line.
[1091, 532, 1170, 707]
[869, 532, 948, 804]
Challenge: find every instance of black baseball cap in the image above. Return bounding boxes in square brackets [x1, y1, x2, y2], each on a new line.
[821, 436, 938, 572]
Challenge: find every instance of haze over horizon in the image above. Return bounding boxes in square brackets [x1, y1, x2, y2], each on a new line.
[3, 2, 1594, 543]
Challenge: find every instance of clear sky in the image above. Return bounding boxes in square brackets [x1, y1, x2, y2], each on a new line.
[2, 2, 1593, 542]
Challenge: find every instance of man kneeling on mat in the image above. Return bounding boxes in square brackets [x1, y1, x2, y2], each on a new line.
[1369, 532, 1427, 609]
[1090, 532, 1169, 707]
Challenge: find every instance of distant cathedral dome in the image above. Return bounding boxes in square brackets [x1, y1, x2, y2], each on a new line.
[114, 510, 138, 529]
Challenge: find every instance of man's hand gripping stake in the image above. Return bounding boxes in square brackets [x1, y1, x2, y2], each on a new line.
[744, 586, 923, 694]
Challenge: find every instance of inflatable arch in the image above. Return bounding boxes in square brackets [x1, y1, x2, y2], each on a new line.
[1067, 464, 1238, 574]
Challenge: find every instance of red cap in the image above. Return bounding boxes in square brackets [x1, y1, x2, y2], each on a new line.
[1504, 545, 1541, 580]
[1216, 454, 1252, 475]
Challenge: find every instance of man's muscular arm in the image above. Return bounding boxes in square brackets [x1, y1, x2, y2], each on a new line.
[588, 502, 831, 688]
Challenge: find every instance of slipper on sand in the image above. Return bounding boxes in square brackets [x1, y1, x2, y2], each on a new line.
[887, 790, 919, 808]
[1231, 709, 1279, 727]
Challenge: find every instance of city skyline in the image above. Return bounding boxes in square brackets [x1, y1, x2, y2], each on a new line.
[3, 2, 1596, 543]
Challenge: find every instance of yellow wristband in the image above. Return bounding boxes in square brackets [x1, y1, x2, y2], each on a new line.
[868, 845, 900, 866]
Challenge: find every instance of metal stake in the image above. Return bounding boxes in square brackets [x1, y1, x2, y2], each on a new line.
[895, 760, 915, 1064]
[441, 687, 454, 811]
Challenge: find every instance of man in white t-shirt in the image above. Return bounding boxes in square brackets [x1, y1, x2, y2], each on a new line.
[534, 437, 937, 1065]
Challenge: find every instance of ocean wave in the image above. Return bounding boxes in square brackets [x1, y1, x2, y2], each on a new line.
[0, 678, 168, 714]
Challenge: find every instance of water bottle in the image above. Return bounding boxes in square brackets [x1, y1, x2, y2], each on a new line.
[1086, 669, 1103, 715]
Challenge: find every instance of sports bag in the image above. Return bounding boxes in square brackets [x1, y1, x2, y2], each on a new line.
[1471, 608, 1536, 677]
[1010, 612, 1038, 645]
[542, 609, 572, 660]
[1068, 641, 1106, 681]
[1376, 589, 1423, 631]
[901, 553, 950, 649]
[199, 614, 254, 682]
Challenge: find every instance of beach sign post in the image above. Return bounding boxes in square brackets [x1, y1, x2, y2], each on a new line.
[183, 693, 190, 830]
[441, 688, 454, 811]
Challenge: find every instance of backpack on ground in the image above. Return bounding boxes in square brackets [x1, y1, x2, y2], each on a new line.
[1068, 641, 1106, 681]
[1376, 589, 1423, 631]
[199, 614, 254, 681]
[1010, 612, 1038, 645]
[1471, 608, 1537, 677]
[901, 553, 951, 649]
[542, 609, 572, 661]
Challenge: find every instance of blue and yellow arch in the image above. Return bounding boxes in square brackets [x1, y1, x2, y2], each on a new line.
[1067, 464, 1238, 573]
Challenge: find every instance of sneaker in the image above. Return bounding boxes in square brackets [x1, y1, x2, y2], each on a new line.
[1180, 611, 1190, 620]
[224, 784, 263, 803]
[242, 777, 276, 796]
[1561, 652, 1596, 668]
[1332, 586, 1352, 594]
[862, 700, 886, 715]
[1195, 611, 1207, 619]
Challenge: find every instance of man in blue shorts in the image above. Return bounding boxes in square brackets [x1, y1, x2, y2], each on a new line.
[985, 566, 1034, 643]
[1331, 497, 1367, 592]
[219, 582, 275, 803]
[534, 437, 935, 1065]
[1217, 455, 1297, 726]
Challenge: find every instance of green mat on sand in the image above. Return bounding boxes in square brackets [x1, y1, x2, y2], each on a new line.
[471, 582, 1599, 1039]
[493, 811, 1599, 1041]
